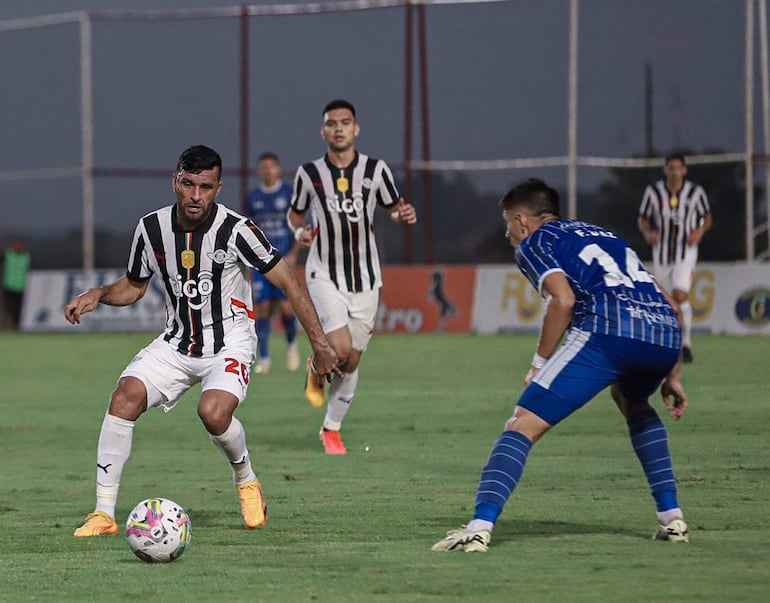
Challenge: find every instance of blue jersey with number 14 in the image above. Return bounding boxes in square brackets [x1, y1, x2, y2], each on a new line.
[515, 220, 681, 349]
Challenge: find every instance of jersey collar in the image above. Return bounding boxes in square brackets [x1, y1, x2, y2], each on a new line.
[172, 202, 219, 233]
[324, 151, 359, 172]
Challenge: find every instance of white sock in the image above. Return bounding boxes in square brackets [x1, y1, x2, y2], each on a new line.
[680, 301, 692, 347]
[657, 508, 684, 525]
[467, 519, 494, 533]
[95, 413, 135, 518]
[323, 368, 359, 431]
[209, 417, 257, 485]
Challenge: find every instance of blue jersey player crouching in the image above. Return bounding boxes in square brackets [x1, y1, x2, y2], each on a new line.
[433, 178, 689, 553]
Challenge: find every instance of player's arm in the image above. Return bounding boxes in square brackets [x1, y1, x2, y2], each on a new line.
[652, 277, 688, 419]
[262, 260, 340, 380]
[64, 275, 149, 325]
[524, 271, 574, 385]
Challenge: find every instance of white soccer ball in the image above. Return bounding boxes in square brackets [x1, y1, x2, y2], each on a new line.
[125, 498, 192, 563]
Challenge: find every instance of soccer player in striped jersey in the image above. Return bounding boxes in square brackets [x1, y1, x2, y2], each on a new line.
[245, 152, 300, 375]
[433, 178, 689, 552]
[287, 99, 417, 455]
[64, 145, 339, 537]
[638, 154, 711, 363]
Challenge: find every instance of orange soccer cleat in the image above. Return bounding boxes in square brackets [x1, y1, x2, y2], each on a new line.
[73, 511, 119, 537]
[236, 479, 267, 529]
[319, 428, 347, 455]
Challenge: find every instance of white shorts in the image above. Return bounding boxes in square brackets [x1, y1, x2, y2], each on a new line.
[306, 276, 379, 351]
[121, 333, 255, 412]
[653, 246, 698, 293]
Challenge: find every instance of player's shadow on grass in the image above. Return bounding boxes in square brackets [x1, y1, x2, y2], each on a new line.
[432, 517, 644, 541]
[493, 518, 644, 540]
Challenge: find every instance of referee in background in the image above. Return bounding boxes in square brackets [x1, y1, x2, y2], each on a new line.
[638, 154, 712, 363]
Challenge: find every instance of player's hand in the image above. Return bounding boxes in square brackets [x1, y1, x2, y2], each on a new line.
[296, 225, 313, 249]
[523, 366, 539, 386]
[660, 376, 688, 420]
[310, 344, 342, 384]
[64, 288, 102, 324]
[390, 198, 417, 225]
[644, 230, 660, 245]
[688, 230, 703, 246]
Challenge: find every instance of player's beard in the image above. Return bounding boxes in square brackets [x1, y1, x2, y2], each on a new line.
[179, 202, 212, 228]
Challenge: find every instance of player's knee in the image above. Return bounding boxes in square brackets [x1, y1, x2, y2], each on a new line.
[109, 378, 147, 420]
[504, 408, 550, 443]
[330, 343, 353, 367]
[197, 398, 235, 435]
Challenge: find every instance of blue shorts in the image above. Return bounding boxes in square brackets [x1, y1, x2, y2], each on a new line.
[253, 272, 287, 304]
[518, 329, 680, 426]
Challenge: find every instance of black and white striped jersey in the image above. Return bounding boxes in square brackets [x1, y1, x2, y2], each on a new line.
[126, 203, 281, 357]
[639, 179, 710, 265]
[290, 152, 399, 292]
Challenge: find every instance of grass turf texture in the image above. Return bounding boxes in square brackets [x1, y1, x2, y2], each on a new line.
[0, 332, 768, 602]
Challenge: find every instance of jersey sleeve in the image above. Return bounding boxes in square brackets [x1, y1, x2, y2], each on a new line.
[234, 219, 282, 274]
[290, 165, 314, 214]
[515, 229, 565, 296]
[375, 160, 400, 209]
[639, 185, 655, 218]
[693, 184, 711, 219]
[126, 220, 153, 282]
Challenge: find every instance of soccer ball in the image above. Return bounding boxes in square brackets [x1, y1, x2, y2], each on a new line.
[125, 498, 192, 563]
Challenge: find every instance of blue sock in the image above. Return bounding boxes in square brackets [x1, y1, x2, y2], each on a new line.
[256, 318, 271, 359]
[473, 430, 533, 523]
[627, 408, 679, 512]
[282, 315, 297, 346]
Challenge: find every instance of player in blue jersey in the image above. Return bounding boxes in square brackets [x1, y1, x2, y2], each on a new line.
[433, 178, 690, 552]
[245, 153, 300, 374]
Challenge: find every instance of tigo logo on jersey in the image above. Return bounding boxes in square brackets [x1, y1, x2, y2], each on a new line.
[326, 193, 364, 222]
[171, 271, 214, 310]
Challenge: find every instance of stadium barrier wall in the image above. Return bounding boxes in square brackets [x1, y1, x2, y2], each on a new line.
[20, 264, 770, 335]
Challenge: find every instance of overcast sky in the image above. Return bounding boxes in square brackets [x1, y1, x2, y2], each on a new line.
[0, 0, 758, 237]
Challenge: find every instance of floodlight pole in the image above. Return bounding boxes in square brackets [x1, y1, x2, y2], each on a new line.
[759, 0, 770, 258]
[403, 2, 414, 264]
[567, 0, 578, 220]
[746, 0, 755, 261]
[418, 3, 433, 265]
[239, 5, 250, 213]
[80, 12, 95, 271]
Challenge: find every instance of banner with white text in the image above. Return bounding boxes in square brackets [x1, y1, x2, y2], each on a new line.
[472, 263, 770, 335]
[21, 270, 167, 332]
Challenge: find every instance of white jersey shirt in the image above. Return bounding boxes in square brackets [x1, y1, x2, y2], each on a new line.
[290, 152, 399, 293]
[126, 203, 281, 358]
[639, 179, 710, 267]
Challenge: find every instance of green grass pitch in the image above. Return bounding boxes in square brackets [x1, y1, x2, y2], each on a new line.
[0, 332, 768, 602]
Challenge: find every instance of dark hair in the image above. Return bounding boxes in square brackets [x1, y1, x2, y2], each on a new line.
[499, 178, 561, 218]
[323, 99, 356, 118]
[664, 153, 686, 166]
[176, 145, 222, 177]
[258, 152, 279, 163]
